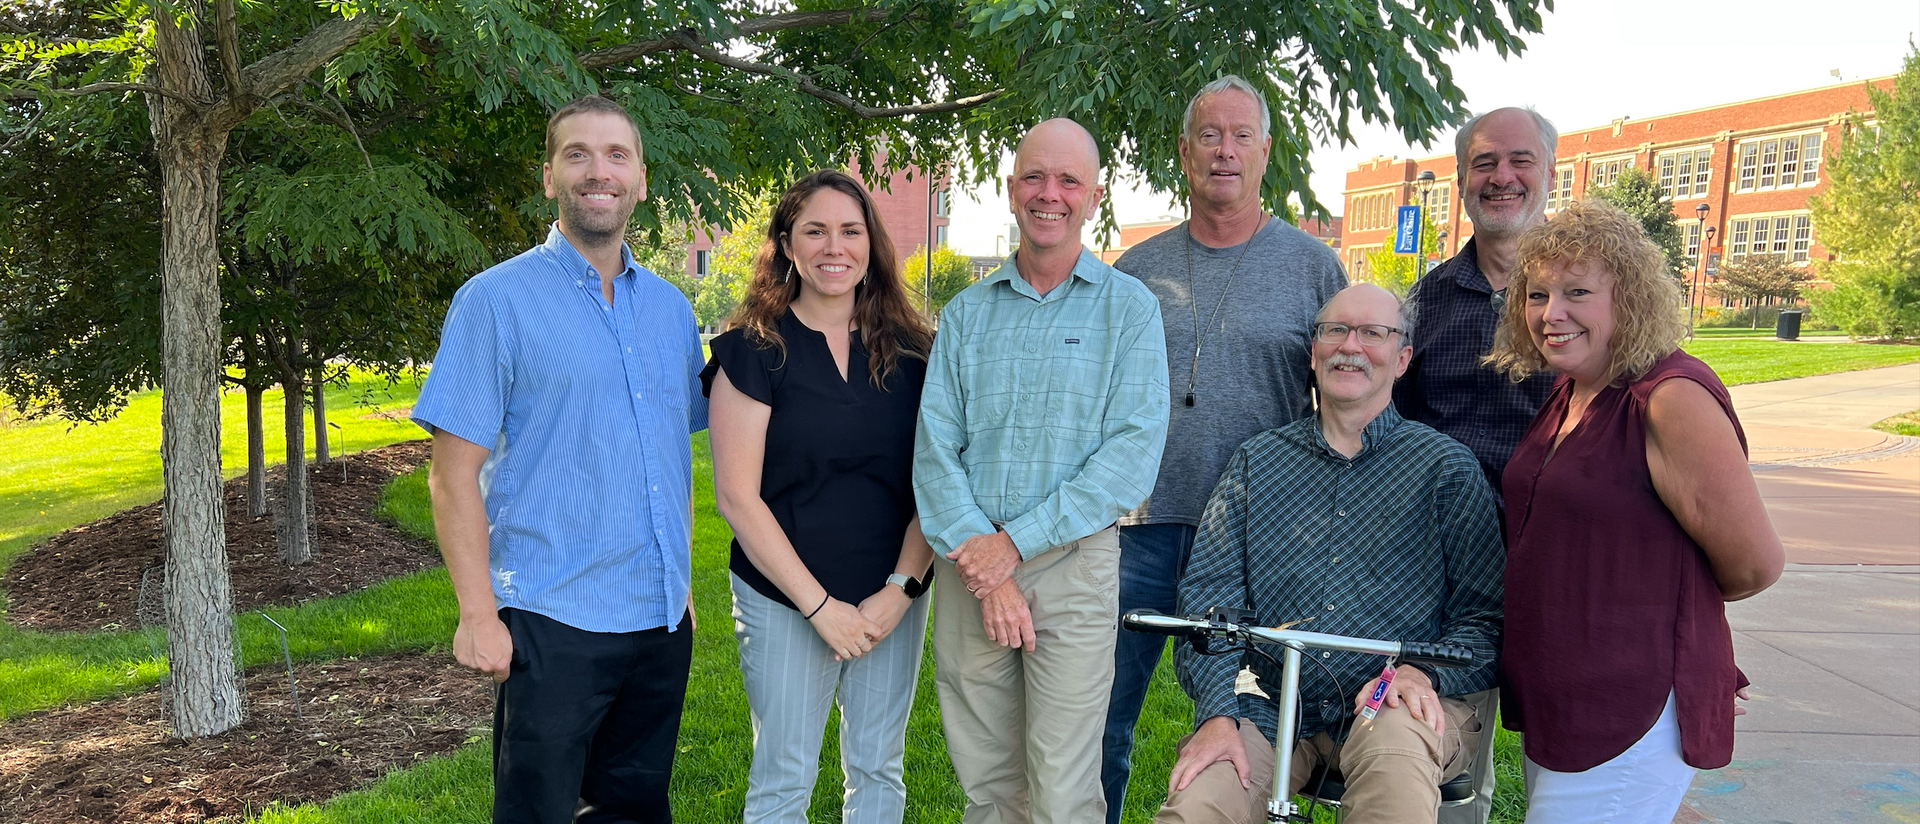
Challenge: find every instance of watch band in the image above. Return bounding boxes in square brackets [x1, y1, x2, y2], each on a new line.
[887, 572, 928, 598]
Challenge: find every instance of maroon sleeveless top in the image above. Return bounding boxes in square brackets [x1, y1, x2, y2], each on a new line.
[1499, 350, 1748, 771]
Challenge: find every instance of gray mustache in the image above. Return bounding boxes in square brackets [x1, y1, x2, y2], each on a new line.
[1323, 352, 1372, 376]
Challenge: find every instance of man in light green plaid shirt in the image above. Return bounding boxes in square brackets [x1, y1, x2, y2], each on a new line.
[914, 118, 1170, 824]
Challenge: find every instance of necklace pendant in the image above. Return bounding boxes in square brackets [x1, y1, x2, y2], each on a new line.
[1184, 392, 1196, 407]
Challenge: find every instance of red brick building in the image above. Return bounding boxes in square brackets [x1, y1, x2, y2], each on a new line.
[684, 161, 950, 278]
[1341, 77, 1893, 295]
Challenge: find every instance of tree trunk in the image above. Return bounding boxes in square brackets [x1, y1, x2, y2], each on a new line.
[312, 371, 329, 464]
[149, 2, 243, 737]
[277, 355, 314, 566]
[246, 383, 266, 517]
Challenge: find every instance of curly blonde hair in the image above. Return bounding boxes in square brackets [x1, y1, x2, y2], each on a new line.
[1484, 198, 1688, 386]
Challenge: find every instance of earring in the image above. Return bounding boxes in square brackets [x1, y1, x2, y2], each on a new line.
[783, 264, 794, 284]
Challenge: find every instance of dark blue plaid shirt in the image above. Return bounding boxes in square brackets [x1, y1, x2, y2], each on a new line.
[1395, 238, 1553, 493]
[1173, 406, 1504, 743]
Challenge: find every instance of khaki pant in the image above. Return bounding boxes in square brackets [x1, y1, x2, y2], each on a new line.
[1156, 698, 1481, 824]
[934, 527, 1120, 824]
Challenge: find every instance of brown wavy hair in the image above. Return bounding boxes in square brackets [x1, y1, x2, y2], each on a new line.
[726, 169, 933, 388]
[1485, 198, 1688, 386]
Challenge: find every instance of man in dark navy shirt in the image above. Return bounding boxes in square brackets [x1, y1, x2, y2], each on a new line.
[1393, 106, 1558, 824]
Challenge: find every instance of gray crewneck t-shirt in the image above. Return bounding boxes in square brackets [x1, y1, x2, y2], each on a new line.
[1113, 217, 1347, 526]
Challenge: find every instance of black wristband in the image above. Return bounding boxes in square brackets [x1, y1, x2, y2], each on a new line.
[804, 593, 831, 619]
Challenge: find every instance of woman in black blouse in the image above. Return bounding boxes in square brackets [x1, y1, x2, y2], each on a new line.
[702, 170, 936, 824]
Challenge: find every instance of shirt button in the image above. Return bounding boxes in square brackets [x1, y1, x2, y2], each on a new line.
[651, 485, 658, 492]
[635, 392, 643, 399]
[1332, 556, 1341, 564]
[627, 347, 634, 353]
[1322, 651, 1332, 658]
[1336, 509, 1347, 517]
[1325, 603, 1335, 612]
[1017, 442, 1029, 451]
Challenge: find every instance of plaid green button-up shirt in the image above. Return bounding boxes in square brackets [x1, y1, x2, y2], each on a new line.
[913, 249, 1170, 560]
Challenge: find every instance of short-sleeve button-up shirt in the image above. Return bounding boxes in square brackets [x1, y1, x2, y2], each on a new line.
[412, 225, 709, 633]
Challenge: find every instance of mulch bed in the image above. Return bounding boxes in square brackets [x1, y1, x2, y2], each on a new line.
[0, 655, 494, 823]
[6, 441, 437, 633]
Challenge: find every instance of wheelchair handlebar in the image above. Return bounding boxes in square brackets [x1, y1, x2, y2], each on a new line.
[1121, 609, 1474, 669]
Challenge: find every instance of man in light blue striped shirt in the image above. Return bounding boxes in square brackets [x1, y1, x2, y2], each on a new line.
[915, 118, 1170, 824]
[412, 97, 707, 824]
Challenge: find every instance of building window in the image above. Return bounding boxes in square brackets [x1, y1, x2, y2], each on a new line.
[694, 249, 710, 277]
[1735, 133, 1824, 192]
[934, 189, 951, 217]
[934, 225, 949, 248]
[1546, 165, 1574, 212]
[1656, 147, 1712, 200]
[1424, 183, 1450, 228]
[1683, 222, 1703, 263]
[1728, 214, 1813, 263]
[1588, 156, 1632, 190]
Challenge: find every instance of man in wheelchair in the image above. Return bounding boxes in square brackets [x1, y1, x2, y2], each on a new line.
[1155, 284, 1505, 824]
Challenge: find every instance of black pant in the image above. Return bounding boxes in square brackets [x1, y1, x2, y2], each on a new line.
[493, 607, 693, 824]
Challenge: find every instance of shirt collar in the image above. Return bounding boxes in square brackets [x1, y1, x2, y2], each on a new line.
[1309, 402, 1406, 460]
[1439, 237, 1495, 295]
[983, 248, 1108, 300]
[544, 223, 639, 283]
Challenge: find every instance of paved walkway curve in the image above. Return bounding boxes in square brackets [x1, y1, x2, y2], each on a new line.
[1678, 363, 1920, 823]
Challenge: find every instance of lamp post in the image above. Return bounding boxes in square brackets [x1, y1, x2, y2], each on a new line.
[1689, 203, 1710, 334]
[1414, 170, 1436, 277]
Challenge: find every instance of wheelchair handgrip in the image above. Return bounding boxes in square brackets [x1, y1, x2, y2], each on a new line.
[1398, 641, 1474, 669]
[1121, 609, 1202, 637]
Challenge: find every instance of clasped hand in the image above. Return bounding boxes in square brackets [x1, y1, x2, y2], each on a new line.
[948, 530, 1020, 597]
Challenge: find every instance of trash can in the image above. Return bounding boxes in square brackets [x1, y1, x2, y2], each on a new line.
[1775, 309, 1803, 341]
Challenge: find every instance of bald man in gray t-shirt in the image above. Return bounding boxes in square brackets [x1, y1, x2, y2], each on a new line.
[1099, 77, 1348, 824]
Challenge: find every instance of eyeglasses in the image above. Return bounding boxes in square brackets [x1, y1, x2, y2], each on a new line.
[1313, 322, 1403, 347]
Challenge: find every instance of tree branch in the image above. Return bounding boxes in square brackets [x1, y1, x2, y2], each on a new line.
[577, 8, 892, 69]
[674, 34, 1002, 119]
[219, 12, 386, 129]
[1, 82, 204, 107]
[215, 0, 243, 98]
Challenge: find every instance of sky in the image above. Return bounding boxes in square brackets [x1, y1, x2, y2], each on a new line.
[944, 0, 1920, 258]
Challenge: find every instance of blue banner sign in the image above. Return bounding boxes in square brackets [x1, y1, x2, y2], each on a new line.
[1393, 205, 1421, 254]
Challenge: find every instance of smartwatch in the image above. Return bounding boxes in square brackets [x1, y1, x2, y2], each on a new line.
[886, 572, 928, 598]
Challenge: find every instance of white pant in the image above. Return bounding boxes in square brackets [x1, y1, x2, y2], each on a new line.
[732, 573, 930, 824]
[1521, 691, 1696, 824]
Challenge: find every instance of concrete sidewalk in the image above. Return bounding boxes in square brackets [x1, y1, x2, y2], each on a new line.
[1677, 364, 1920, 823]
[1736, 364, 1920, 566]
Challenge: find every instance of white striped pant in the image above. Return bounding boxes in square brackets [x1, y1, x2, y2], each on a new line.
[731, 573, 930, 824]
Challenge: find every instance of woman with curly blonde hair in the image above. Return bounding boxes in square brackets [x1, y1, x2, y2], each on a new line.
[701, 169, 936, 824]
[1487, 199, 1784, 824]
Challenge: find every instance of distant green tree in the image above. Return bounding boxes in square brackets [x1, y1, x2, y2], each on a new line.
[1810, 48, 1920, 340]
[1712, 255, 1812, 328]
[1589, 167, 1689, 279]
[902, 245, 976, 316]
[699, 198, 774, 329]
[1361, 215, 1443, 297]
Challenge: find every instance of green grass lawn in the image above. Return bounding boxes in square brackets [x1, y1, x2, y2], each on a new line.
[1681, 338, 1920, 386]
[1872, 409, 1920, 437]
[1689, 327, 1846, 338]
[0, 372, 424, 572]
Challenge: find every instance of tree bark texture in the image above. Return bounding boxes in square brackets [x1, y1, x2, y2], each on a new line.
[149, 0, 244, 739]
[277, 360, 314, 566]
[246, 383, 266, 517]
[312, 372, 329, 463]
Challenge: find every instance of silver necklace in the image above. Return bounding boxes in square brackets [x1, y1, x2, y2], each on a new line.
[1180, 219, 1264, 406]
